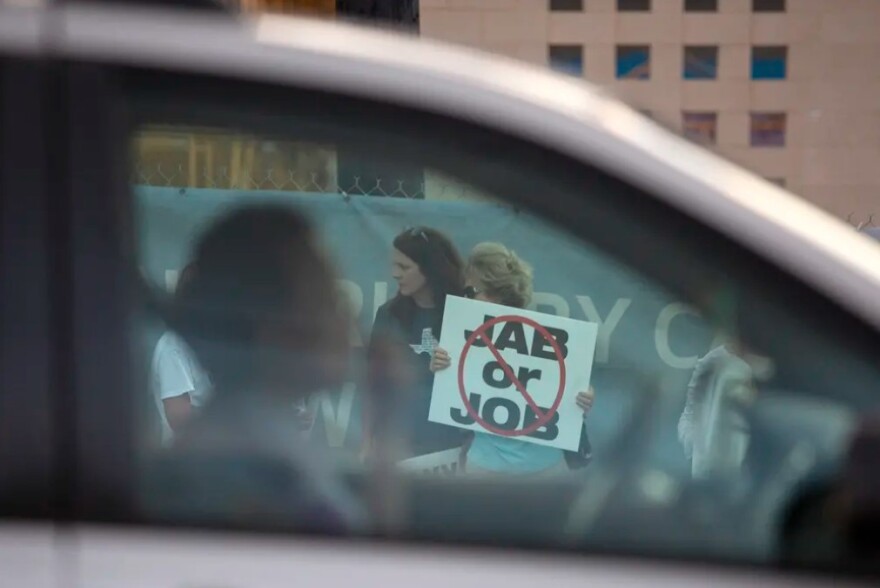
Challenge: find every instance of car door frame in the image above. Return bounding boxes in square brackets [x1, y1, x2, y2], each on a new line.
[0, 14, 54, 524]
[46, 21, 880, 588]
[0, 9, 62, 588]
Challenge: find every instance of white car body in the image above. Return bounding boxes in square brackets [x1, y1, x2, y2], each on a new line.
[1, 2, 878, 587]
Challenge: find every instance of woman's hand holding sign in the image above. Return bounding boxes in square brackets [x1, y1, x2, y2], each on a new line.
[576, 388, 595, 413]
[432, 347, 596, 415]
[430, 347, 452, 373]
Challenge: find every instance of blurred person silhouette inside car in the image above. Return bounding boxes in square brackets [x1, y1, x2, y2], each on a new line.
[779, 411, 880, 570]
[150, 263, 212, 446]
[152, 205, 365, 532]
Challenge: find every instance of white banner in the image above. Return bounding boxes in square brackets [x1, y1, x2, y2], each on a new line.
[428, 297, 598, 451]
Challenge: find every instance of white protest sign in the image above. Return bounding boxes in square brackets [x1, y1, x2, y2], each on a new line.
[428, 296, 598, 451]
[398, 447, 462, 477]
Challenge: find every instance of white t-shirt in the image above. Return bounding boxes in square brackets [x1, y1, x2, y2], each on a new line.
[151, 331, 212, 445]
[677, 345, 752, 478]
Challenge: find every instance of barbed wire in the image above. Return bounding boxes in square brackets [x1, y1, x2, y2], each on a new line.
[847, 213, 877, 230]
[133, 163, 430, 198]
[132, 162, 505, 201]
[135, 164, 876, 220]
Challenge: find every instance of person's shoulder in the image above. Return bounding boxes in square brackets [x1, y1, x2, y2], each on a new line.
[375, 299, 394, 315]
[695, 344, 731, 366]
[151, 331, 174, 365]
[369, 299, 407, 349]
[152, 331, 198, 364]
[373, 299, 397, 324]
[155, 331, 185, 354]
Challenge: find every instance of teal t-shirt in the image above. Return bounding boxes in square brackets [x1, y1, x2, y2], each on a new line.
[467, 432, 564, 473]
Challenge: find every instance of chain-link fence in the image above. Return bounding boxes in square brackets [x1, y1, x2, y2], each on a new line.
[133, 162, 499, 202]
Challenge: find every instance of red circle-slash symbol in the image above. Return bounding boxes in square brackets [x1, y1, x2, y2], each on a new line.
[457, 315, 566, 437]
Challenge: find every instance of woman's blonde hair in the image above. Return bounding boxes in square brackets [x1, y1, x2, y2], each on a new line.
[466, 242, 533, 309]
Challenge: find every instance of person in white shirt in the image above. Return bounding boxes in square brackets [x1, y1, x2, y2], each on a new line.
[151, 263, 211, 445]
[678, 338, 772, 478]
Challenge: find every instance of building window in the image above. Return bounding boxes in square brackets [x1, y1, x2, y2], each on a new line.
[751, 112, 786, 147]
[684, 46, 718, 79]
[549, 45, 584, 76]
[753, 0, 785, 11]
[336, 0, 419, 29]
[618, 0, 650, 11]
[683, 112, 717, 144]
[550, 0, 583, 10]
[617, 45, 651, 79]
[685, 0, 717, 11]
[752, 46, 787, 79]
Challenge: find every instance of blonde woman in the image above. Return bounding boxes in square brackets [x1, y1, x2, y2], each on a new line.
[431, 242, 594, 475]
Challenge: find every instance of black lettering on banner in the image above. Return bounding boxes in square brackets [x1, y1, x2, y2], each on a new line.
[523, 407, 560, 441]
[451, 393, 480, 425]
[494, 321, 530, 355]
[464, 315, 496, 347]
[531, 326, 570, 360]
[483, 397, 520, 431]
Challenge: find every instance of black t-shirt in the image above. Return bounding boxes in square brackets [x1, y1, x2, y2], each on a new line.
[369, 300, 464, 457]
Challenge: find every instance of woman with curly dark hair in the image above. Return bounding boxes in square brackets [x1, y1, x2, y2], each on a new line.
[366, 226, 466, 458]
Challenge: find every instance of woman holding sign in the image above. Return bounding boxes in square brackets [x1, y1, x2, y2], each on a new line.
[431, 242, 595, 475]
[366, 226, 467, 459]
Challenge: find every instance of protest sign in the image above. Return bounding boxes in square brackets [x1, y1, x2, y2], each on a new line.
[428, 296, 598, 451]
[398, 447, 462, 477]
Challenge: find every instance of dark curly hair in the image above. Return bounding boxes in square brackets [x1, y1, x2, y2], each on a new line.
[387, 226, 464, 329]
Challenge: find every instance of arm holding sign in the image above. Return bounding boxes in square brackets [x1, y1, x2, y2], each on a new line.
[576, 388, 594, 412]
[430, 347, 451, 373]
[567, 388, 595, 470]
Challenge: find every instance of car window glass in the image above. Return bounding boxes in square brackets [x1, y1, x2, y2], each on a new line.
[127, 85, 880, 566]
